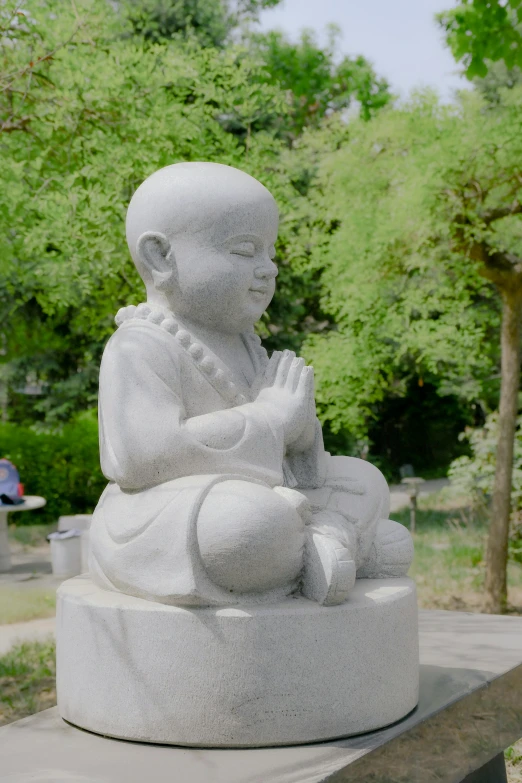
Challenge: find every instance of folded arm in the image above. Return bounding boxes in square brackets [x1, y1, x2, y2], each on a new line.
[99, 324, 285, 490]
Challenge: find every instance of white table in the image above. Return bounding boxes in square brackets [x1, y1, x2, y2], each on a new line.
[0, 495, 47, 572]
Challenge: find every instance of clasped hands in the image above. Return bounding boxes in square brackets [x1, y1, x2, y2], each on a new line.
[254, 349, 317, 451]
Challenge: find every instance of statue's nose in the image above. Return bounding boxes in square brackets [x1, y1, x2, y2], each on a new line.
[254, 258, 278, 279]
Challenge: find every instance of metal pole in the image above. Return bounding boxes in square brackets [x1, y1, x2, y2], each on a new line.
[409, 493, 416, 534]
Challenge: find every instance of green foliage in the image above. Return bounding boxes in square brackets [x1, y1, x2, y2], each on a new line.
[0, 640, 56, 725]
[250, 26, 391, 136]
[9, 523, 55, 548]
[472, 59, 522, 104]
[296, 89, 522, 443]
[0, 412, 104, 524]
[0, 0, 292, 422]
[449, 413, 522, 561]
[438, 0, 522, 78]
[0, 587, 56, 625]
[0, 0, 392, 424]
[124, 0, 281, 47]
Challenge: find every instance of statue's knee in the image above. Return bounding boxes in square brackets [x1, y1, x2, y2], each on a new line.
[327, 456, 389, 519]
[329, 455, 387, 491]
[196, 480, 306, 594]
[358, 519, 414, 578]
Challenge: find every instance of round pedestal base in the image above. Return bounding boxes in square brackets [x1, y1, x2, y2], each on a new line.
[57, 575, 419, 747]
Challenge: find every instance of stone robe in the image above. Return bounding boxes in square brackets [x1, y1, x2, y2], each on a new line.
[90, 305, 393, 606]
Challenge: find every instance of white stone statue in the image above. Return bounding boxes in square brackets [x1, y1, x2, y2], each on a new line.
[56, 163, 419, 748]
[89, 162, 413, 608]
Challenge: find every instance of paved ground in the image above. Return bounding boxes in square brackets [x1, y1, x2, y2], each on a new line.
[0, 478, 449, 654]
[0, 546, 62, 654]
[0, 546, 59, 589]
[0, 616, 56, 655]
[389, 478, 449, 513]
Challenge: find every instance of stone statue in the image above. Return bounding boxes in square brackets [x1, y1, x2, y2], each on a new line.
[56, 163, 419, 748]
[89, 162, 413, 608]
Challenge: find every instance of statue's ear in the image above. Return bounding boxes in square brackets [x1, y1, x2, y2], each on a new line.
[136, 232, 176, 290]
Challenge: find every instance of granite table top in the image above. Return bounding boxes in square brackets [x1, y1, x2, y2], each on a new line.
[1, 609, 521, 783]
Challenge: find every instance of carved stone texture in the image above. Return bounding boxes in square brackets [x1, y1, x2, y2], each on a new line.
[88, 162, 413, 607]
[57, 574, 419, 747]
[57, 162, 418, 746]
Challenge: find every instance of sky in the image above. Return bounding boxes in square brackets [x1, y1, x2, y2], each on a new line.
[258, 0, 469, 102]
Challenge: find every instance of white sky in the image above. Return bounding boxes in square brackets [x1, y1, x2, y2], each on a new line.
[258, 0, 469, 101]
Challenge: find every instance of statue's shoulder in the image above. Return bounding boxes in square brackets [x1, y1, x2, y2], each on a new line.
[104, 302, 184, 363]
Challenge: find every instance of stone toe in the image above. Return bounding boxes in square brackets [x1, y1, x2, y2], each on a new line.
[357, 519, 414, 579]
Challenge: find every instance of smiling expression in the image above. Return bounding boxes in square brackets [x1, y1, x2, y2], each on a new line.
[168, 195, 279, 334]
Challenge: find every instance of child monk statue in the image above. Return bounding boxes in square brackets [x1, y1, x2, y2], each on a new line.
[90, 162, 413, 608]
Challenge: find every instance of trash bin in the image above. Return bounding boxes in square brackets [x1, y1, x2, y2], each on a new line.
[58, 514, 92, 532]
[48, 530, 83, 577]
[80, 528, 90, 573]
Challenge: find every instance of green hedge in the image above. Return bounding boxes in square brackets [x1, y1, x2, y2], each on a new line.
[0, 412, 105, 525]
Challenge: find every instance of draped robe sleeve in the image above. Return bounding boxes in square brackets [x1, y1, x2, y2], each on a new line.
[99, 320, 286, 490]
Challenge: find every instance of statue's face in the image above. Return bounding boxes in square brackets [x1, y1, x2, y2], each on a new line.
[170, 196, 279, 333]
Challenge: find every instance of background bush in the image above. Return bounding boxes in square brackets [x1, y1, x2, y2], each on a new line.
[449, 413, 522, 564]
[0, 411, 103, 525]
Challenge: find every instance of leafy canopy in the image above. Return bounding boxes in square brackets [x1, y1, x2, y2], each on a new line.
[298, 88, 522, 438]
[438, 0, 522, 78]
[249, 26, 391, 136]
[0, 0, 393, 425]
[124, 0, 282, 47]
[0, 0, 293, 421]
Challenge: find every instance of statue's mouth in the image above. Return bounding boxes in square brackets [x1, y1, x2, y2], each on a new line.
[249, 286, 268, 295]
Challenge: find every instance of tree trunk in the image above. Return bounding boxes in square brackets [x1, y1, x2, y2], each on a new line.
[484, 288, 522, 613]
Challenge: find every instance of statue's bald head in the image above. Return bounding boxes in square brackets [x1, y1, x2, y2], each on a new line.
[125, 162, 279, 332]
[126, 162, 276, 274]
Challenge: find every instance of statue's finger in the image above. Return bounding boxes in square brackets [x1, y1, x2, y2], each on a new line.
[286, 357, 305, 392]
[263, 351, 282, 387]
[275, 350, 294, 387]
[298, 366, 314, 399]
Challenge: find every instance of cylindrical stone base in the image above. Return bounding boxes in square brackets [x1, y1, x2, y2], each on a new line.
[56, 575, 419, 747]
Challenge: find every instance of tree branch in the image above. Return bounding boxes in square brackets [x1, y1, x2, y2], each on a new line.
[466, 240, 522, 290]
[480, 201, 522, 225]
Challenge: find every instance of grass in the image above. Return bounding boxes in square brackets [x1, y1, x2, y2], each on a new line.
[0, 588, 56, 625]
[507, 741, 522, 783]
[0, 638, 56, 727]
[8, 523, 56, 549]
[390, 494, 522, 614]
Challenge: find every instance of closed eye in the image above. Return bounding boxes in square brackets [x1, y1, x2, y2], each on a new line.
[230, 241, 255, 257]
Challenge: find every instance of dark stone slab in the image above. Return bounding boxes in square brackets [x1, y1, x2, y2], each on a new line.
[1, 609, 521, 783]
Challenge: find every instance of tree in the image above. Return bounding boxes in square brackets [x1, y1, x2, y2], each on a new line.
[437, 0, 522, 78]
[250, 26, 391, 138]
[296, 90, 522, 612]
[0, 0, 393, 425]
[0, 0, 297, 423]
[123, 0, 282, 48]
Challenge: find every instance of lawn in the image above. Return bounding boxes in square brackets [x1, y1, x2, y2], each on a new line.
[0, 638, 56, 727]
[0, 588, 56, 625]
[391, 491, 522, 614]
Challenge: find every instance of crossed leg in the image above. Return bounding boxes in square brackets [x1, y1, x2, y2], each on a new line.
[300, 456, 414, 605]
